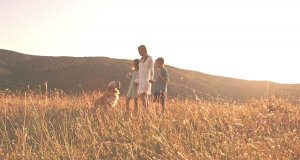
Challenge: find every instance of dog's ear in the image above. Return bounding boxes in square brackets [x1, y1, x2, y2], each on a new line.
[116, 81, 121, 88]
[107, 81, 116, 91]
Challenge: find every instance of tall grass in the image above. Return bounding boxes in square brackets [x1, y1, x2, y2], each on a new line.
[0, 91, 299, 159]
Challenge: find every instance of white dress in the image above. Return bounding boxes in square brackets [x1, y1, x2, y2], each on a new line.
[135, 56, 154, 94]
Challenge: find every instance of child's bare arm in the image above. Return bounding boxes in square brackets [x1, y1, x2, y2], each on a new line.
[134, 72, 139, 86]
[158, 73, 168, 83]
[126, 72, 132, 80]
[158, 69, 169, 83]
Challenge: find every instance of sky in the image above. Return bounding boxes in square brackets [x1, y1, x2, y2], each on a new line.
[1, 0, 300, 84]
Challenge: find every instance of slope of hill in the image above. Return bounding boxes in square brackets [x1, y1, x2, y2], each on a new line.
[1, 49, 300, 100]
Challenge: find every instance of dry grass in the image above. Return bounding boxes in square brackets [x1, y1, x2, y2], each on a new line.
[0, 91, 299, 160]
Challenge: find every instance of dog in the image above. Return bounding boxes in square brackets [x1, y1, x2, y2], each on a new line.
[93, 81, 121, 109]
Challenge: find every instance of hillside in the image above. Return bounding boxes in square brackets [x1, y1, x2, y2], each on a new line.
[1, 49, 300, 100]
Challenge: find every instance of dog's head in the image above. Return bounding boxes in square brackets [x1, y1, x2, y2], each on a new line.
[107, 81, 121, 92]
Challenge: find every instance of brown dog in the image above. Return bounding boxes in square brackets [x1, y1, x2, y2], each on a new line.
[94, 81, 121, 109]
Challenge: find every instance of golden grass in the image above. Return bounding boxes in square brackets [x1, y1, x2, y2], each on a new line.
[0, 91, 299, 160]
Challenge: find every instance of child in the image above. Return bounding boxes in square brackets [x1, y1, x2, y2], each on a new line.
[153, 57, 169, 113]
[126, 59, 139, 115]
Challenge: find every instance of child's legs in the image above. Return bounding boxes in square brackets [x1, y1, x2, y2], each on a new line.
[160, 92, 166, 112]
[126, 97, 131, 111]
[153, 92, 160, 103]
[133, 98, 138, 113]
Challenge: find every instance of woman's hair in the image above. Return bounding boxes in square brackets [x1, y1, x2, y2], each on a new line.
[133, 59, 139, 70]
[138, 45, 147, 53]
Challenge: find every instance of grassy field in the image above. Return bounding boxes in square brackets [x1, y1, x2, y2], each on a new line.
[0, 91, 299, 160]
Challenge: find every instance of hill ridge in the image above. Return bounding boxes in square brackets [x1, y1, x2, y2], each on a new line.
[1, 49, 300, 100]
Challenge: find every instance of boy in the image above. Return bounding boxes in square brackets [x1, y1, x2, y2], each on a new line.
[153, 57, 169, 113]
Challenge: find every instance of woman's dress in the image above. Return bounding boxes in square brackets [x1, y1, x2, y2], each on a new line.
[135, 56, 154, 95]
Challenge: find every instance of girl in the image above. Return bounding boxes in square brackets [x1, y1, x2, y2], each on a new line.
[126, 59, 139, 115]
[134, 45, 154, 110]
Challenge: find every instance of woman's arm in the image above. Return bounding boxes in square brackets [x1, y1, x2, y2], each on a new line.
[149, 57, 154, 82]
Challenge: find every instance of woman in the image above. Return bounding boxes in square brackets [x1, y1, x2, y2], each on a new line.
[134, 45, 154, 110]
